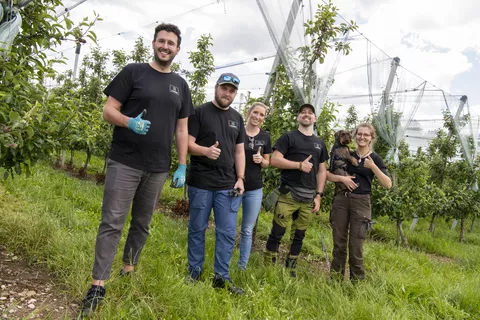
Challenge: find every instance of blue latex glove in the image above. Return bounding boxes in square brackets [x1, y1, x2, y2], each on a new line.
[127, 110, 151, 135]
[172, 164, 187, 188]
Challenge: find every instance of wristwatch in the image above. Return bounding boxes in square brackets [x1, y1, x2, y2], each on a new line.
[316, 191, 324, 197]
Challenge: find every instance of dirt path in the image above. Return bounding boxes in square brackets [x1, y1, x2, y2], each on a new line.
[0, 247, 77, 319]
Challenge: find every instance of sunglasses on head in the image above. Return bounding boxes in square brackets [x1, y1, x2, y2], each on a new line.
[222, 75, 240, 84]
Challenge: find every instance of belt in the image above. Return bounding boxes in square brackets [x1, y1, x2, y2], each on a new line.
[343, 192, 370, 199]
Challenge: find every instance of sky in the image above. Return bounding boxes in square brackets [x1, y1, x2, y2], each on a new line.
[48, 0, 480, 143]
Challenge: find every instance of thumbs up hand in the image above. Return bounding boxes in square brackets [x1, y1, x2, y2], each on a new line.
[363, 155, 376, 170]
[299, 155, 313, 173]
[253, 146, 263, 164]
[205, 141, 221, 160]
[127, 109, 151, 135]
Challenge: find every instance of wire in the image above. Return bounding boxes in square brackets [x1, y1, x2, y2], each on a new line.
[95, 0, 228, 43]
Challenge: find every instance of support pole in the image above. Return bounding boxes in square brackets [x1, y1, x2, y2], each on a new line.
[257, 0, 302, 103]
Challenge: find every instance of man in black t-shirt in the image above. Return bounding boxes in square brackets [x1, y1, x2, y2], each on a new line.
[186, 72, 246, 295]
[264, 104, 328, 277]
[81, 23, 194, 316]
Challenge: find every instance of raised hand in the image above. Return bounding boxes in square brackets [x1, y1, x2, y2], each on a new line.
[363, 155, 376, 170]
[253, 146, 263, 164]
[205, 141, 221, 160]
[299, 155, 313, 173]
[127, 109, 151, 135]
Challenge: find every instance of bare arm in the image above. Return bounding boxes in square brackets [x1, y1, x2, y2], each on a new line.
[260, 153, 270, 169]
[371, 166, 392, 189]
[188, 135, 209, 157]
[103, 96, 129, 127]
[316, 162, 327, 193]
[326, 172, 358, 191]
[234, 143, 246, 194]
[364, 156, 392, 189]
[175, 118, 188, 165]
[270, 150, 299, 169]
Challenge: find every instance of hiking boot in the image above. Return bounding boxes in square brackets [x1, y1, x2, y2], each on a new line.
[285, 257, 297, 278]
[212, 274, 245, 295]
[264, 250, 278, 265]
[81, 285, 106, 316]
[185, 266, 202, 284]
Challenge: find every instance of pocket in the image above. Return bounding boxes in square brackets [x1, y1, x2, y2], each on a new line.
[230, 195, 242, 213]
[263, 189, 280, 212]
[189, 189, 208, 210]
[351, 198, 371, 239]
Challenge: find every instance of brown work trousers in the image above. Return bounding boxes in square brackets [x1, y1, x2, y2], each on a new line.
[329, 193, 371, 280]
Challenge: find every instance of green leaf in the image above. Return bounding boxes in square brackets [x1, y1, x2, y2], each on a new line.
[9, 111, 21, 122]
[26, 127, 34, 138]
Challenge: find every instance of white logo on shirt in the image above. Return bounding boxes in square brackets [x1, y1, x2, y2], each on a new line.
[169, 85, 179, 95]
[314, 143, 321, 150]
[228, 120, 238, 129]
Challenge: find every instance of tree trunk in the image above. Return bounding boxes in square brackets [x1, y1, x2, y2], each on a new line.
[80, 150, 91, 176]
[459, 213, 465, 242]
[396, 219, 408, 247]
[60, 149, 66, 168]
[69, 150, 74, 166]
[469, 215, 476, 233]
[428, 213, 436, 233]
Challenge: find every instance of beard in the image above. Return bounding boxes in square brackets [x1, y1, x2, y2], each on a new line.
[214, 91, 232, 109]
[153, 49, 174, 68]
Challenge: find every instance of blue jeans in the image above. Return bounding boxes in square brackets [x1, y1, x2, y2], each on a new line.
[238, 188, 263, 269]
[187, 185, 242, 279]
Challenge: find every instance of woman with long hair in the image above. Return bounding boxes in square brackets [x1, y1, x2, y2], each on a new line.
[238, 102, 272, 270]
[326, 123, 392, 281]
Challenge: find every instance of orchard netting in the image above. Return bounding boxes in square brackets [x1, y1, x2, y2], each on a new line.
[256, 0, 477, 169]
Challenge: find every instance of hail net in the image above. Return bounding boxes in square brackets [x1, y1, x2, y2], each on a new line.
[257, 0, 477, 169]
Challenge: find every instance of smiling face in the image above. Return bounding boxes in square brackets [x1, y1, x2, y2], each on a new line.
[214, 84, 237, 109]
[247, 104, 267, 128]
[355, 125, 374, 148]
[151, 30, 180, 67]
[297, 108, 316, 128]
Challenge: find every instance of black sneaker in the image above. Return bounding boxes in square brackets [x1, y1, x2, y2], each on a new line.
[81, 285, 106, 316]
[185, 266, 202, 284]
[212, 274, 245, 295]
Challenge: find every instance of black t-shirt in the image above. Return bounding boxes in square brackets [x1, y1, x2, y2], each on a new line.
[347, 151, 389, 194]
[104, 63, 194, 172]
[187, 102, 245, 190]
[244, 129, 272, 191]
[274, 130, 329, 190]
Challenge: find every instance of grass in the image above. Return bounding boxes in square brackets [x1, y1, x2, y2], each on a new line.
[0, 161, 479, 319]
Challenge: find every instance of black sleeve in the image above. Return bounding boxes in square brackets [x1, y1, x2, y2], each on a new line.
[264, 132, 273, 154]
[319, 140, 329, 163]
[179, 80, 195, 119]
[188, 107, 201, 138]
[273, 133, 289, 155]
[103, 64, 133, 104]
[236, 116, 245, 144]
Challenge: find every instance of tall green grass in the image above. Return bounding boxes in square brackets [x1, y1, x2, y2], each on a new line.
[0, 162, 479, 319]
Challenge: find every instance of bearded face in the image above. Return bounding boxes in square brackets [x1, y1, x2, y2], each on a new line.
[214, 84, 237, 109]
[152, 30, 180, 68]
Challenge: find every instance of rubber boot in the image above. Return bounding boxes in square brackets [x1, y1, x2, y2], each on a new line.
[264, 250, 278, 265]
[285, 257, 297, 278]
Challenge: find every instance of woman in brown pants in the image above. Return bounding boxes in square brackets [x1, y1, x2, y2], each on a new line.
[326, 123, 392, 281]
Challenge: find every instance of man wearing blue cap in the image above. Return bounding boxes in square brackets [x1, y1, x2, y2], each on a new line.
[186, 72, 246, 295]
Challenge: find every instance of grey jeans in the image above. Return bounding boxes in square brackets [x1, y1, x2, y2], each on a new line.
[92, 159, 168, 280]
